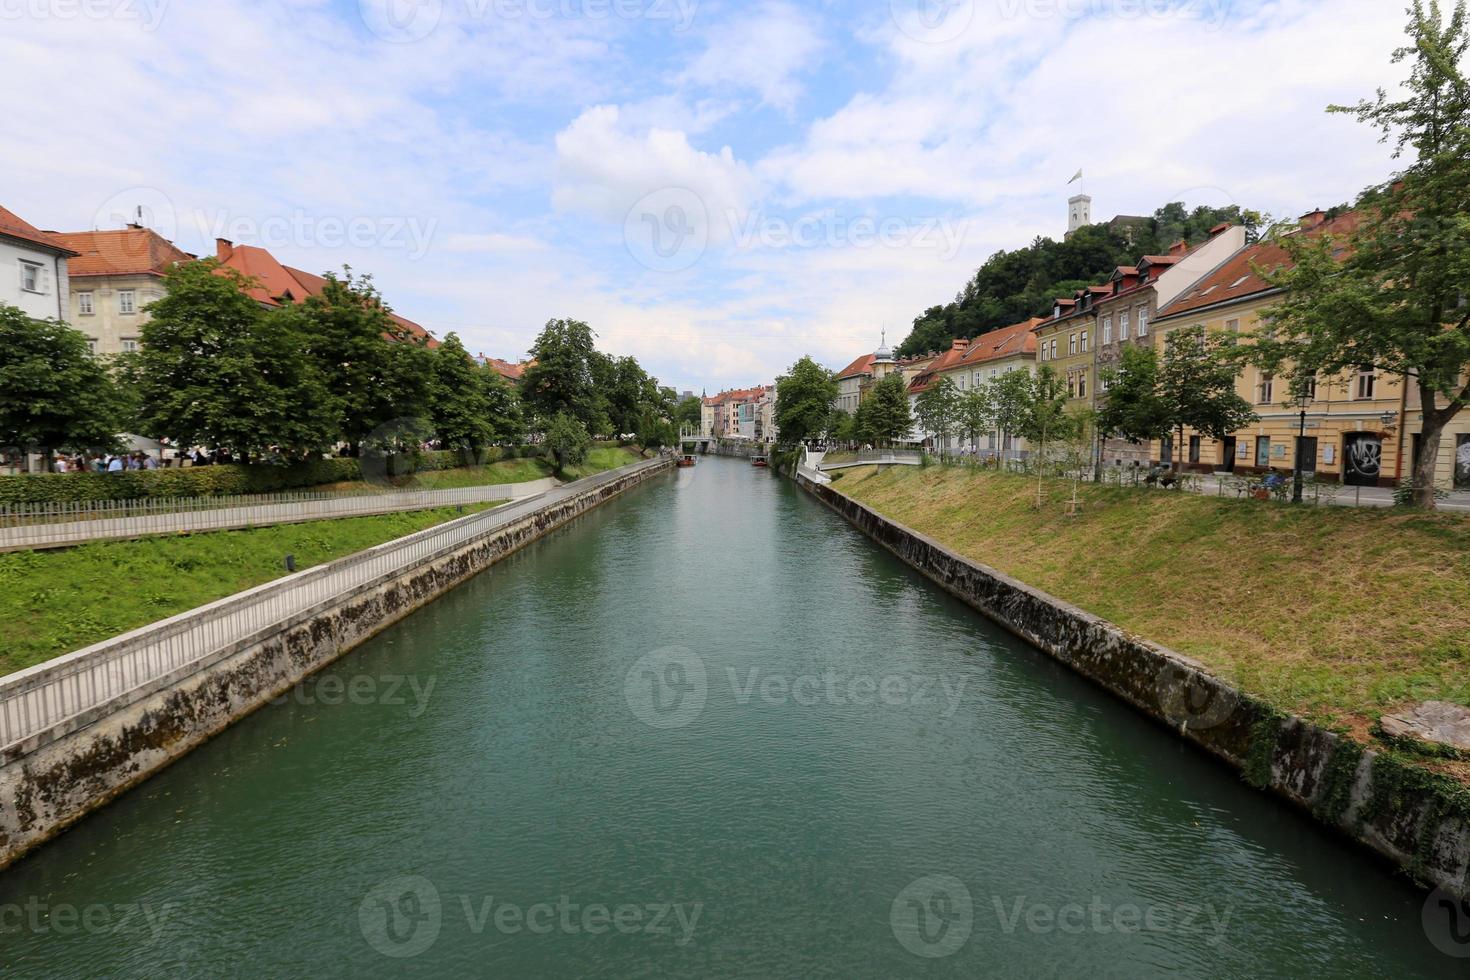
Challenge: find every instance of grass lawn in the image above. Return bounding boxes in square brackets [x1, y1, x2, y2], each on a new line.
[318, 446, 644, 492]
[559, 446, 646, 481]
[834, 464, 1470, 744]
[0, 504, 496, 677]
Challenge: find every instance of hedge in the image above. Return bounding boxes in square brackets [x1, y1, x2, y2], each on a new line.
[0, 446, 531, 505]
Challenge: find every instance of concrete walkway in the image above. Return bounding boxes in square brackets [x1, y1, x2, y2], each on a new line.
[1187, 474, 1470, 512]
[0, 477, 559, 552]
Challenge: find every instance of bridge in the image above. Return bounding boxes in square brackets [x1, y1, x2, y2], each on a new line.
[678, 425, 715, 452]
[813, 450, 923, 472]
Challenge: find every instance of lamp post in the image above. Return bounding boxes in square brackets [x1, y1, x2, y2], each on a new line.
[1292, 384, 1312, 504]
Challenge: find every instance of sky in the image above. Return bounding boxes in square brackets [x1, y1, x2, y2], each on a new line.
[1, 0, 1410, 394]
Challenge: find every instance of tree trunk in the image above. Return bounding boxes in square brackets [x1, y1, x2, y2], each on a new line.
[1413, 381, 1453, 509]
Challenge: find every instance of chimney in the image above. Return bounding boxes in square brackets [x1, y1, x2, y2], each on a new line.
[1299, 210, 1327, 230]
[951, 338, 968, 353]
[1208, 221, 1231, 237]
[215, 238, 234, 261]
[1169, 239, 1189, 256]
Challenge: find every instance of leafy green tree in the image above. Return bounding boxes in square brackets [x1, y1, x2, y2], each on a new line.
[1257, 0, 1470, 507]
[428, 333, 518, 459]
[1015, 366, 1076, 446]
[1097, 344, 1172, 449]
[131, 261, 337, 461]
[544, 411, 592, 472]
[0, 305, 127, 469]
[286, 268, 432, 454]
[827, 407, 856, 445]
[957, 386, 994, 452]
[775, 356, 839, 445]
[915, 376, 962, 455]
[860, 372, 914, 447]
[522, 319, 603, 432]
[989, 370, 1034, 453]
[674, 395, 703, 431]
[1159, 326, 1257, 468]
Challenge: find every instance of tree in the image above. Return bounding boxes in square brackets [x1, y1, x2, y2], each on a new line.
[1097, 344, 1172, 449]
[1159, 327, 1257, 468]
[0, 305, 127, 469]
[1256, 0, 1470, 507]
[915, 376, 962, 455]
[860, 372, 914, 447]
[131, 261, 337, 461]
[775, 356, 839, 445]
[287, 268, 432, 454]
[989, 370, 1035, 456]
[427, 333, 517, 460]
[674, 395, 703, 431]
[827, 407, 856, 445]
[957, 386, 994, 453]
[522, 319, 602, 432]
[544, 412, 592, 472]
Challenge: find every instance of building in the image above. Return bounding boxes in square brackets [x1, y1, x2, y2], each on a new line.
[51, 225, 192, 356]
[1150, 210, 1413, 484]
[834, 352, 877, 417]
[0, 204, 75, 322]
[907, 338, 971, 451]
[213, 239, 436, 345]
[942, 317, 1043, 458]
[476, 355, 530, 384]
[1067, 194, 1092, 238]
[701, 386, 770, 441]
[1034, 284, 1108, 417]
[1092, 223, 1248, 467]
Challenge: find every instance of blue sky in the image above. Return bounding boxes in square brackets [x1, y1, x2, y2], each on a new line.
[3, 0, 1405, 392]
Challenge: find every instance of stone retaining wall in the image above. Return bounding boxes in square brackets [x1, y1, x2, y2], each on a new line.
[0, 460, 672, 869]
[796, 470, 1470, 899]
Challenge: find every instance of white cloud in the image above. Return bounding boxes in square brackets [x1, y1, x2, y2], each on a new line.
[678, 1, 824, 111]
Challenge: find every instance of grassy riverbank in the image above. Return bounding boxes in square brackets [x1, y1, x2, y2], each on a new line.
[316, 445, 645, 492]
[0, 504, 497, 676]
[833, 465, 1470, 746]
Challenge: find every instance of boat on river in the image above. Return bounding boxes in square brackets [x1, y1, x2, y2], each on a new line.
[677, 454, 697, 467]
[751, 455, 768, 467]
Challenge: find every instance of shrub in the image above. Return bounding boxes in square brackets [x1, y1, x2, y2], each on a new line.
[0, 458, 364, 504]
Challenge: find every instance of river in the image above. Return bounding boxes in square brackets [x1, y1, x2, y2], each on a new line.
[0, 456, 1457, 976]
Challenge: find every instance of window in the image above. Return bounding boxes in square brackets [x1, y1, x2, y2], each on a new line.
[1103, 317, 1113, 345]
[85, 339, 97, 355]
[1137, 307, 1149, 336]
[78, 291, 95, 315]
[1356, 366, 1377, 400]
[1069, 333, 1078, 356]
[122, 338, 140, 353]
[1120, 311, 1130, 341]
[1077, 371, 1087, 399]
[1302, 373, 1318, 402]
[20, 261, 42, 293]
[1040, 342, 1048, 362]
[1189, 435, 1202, 463]
[1067, 373, 1077, 398]
[1050, 339, 1058, 361]
[1226, 318, 1241, 333]
[1258, 372, 1274, 405]
[119, 290, 137, 315]
[1080, 329, 1089, 352]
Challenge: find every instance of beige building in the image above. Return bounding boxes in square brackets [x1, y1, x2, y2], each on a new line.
[1152, 211, 1417, 486]
[52, 225, 192, 356]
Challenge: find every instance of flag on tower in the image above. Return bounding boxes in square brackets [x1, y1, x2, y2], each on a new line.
[1068, 169, 1083, 185]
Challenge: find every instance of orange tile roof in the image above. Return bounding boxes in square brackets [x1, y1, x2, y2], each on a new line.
[957, 318, 1043, 366]
[483, 357, 529, 382]
[52, 227, 192, 278]
[0, 204, 76, 254]
[214, 240, 436, 345]
[1158, 212, 1361, 320]
[907, 342, 971, 394]
[835, 352, 876, 380]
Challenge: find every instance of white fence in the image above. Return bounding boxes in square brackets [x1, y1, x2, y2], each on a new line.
[0, 459, 665, 754]
[0, 479, 557, 551]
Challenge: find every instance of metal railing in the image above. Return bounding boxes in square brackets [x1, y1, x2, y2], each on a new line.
[0, 479, 557, 551]
[0, 458, 666, 753]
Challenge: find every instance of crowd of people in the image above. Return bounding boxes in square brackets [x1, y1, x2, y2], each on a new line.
[9, 447, 241, 475]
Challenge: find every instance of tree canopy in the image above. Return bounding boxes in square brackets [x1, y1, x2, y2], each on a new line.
[775, 356, 839, 445]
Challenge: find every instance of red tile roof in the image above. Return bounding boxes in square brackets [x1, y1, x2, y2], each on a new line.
[214, 240, 436, 345]
[52, 227, 192, 278]
[1157, 212, 1361, 320]
[0, 205, 76, 255]
[907, 342, 971, 394]
[835, 352, 876, 381]
[956, 318, 1042, 366]
[483, 357, 529, 382]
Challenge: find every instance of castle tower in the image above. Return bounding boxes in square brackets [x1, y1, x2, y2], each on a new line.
[1067, 193, 1093, 237]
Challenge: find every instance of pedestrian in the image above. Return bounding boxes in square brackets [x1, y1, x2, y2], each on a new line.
[106, 455, 123, 473]
[143, 454, 159, 471]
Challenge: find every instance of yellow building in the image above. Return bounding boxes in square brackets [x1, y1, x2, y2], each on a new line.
[52, 225, 192, 356]
[1034, 285, 1106, 412]
[1152, 212, 1411, 485]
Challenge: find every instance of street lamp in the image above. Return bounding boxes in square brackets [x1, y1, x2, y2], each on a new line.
[1292, 382, 1312, 504]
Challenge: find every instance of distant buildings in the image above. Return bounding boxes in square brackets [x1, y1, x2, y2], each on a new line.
[52, 225, 193, 356]
[701, 385, 777, 444]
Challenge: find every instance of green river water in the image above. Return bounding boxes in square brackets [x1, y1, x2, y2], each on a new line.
[0, 457, 1461, 977]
